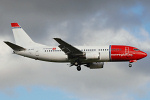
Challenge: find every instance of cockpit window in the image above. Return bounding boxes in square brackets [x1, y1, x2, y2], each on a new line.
[133, 48, 139, 51]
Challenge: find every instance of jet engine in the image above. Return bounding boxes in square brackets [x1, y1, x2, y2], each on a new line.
[85, 52, 100, 60]
[86, 62, 104, 69]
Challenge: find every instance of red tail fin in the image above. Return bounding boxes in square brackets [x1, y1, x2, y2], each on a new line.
[11, 23, 21, 28]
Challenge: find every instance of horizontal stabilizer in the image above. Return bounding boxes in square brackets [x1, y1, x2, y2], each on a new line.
[4, 41, 26, 51]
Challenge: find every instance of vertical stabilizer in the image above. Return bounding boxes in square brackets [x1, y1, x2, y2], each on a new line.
[11, 23, 35, 47]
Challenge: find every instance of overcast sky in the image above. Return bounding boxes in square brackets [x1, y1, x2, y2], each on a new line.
[0, 0, 150, 100]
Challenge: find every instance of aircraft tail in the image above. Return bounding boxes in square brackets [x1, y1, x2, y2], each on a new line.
[11, 23, 35, 47]
[4, 41, 26, 51]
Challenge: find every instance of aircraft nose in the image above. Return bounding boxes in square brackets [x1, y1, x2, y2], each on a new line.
[141, 52, 147, 58]
[143, 52, 147, 57]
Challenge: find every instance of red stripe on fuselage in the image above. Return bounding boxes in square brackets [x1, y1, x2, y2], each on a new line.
[111, 45, 147, 61]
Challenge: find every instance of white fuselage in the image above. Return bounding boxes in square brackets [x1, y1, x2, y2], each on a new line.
[15, 45, 110, 63]
[6, 23, 147, 71]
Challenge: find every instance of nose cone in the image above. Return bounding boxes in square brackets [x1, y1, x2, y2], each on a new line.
[143, 52, 147, 57]
[141, 52, 147, 58]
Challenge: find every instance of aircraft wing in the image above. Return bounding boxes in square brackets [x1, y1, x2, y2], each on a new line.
[53, 38, 84, 57]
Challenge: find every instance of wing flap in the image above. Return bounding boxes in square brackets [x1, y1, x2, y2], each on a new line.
[4, 41, 26, 51]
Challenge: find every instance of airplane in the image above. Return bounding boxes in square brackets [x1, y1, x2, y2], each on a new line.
[4, 23, 147, 71]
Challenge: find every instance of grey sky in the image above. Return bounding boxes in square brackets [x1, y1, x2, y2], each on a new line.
[0, 0, 148, 42]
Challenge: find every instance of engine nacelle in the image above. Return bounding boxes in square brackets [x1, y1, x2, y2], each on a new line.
[86, 52, 100, 60]
[87, 62, 104, 69]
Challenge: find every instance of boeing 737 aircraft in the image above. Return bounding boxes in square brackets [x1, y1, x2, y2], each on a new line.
[4, 23, 147, 71]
